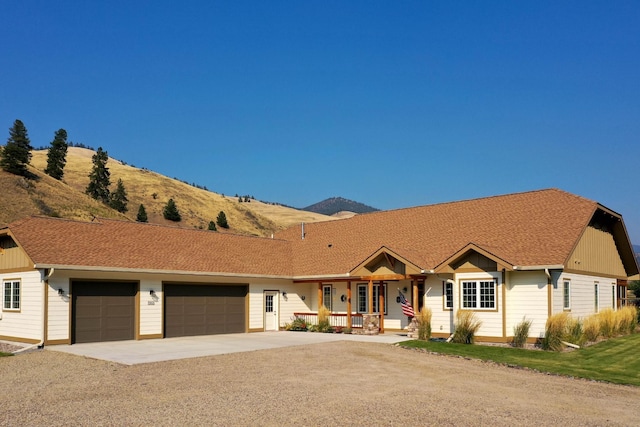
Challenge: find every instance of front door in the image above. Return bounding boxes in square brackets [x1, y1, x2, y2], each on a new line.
[264, 291, 279, 331]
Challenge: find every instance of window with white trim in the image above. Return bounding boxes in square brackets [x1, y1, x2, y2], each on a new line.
[3, 280, 20, 310]
[563, 280, 571, 310]
[356, 283, 387, 314]
[461, 280, 496, 309]
[594, 283, 599, 312]
[323, 285, 332, 311]
[443, 281, 453, 309]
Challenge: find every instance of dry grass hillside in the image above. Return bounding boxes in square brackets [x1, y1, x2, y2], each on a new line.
[1, 147, 335, 236]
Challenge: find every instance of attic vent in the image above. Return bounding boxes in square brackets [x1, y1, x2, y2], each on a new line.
[0, 236, 17, 250]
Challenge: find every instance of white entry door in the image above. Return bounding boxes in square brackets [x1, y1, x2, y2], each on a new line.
[264, 291, 279, 331]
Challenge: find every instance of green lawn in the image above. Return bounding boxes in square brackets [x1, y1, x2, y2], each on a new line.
[401, 333, 640, 386]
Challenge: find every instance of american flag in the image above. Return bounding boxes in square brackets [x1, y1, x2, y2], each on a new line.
[398, 290, 415, 317]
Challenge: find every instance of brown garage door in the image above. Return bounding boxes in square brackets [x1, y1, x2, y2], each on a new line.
[164, 284, 247, 338]
[72, 281, 137, 343]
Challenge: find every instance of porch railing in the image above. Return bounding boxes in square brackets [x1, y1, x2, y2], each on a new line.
[293, 312, 363, 329]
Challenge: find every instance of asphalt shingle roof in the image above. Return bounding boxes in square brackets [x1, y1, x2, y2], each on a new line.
[4, 189, 604, 278]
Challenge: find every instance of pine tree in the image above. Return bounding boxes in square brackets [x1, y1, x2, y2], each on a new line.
[109, 178, 128, 213]
[45, 128, 68, 180]
[216, 211, 229, 229]
[1, 119, 33, 176]
[86, 147, 111, 203]
[208, 221, 217, 231]
[136, 204, 148, 222]
[163, 198, 181, 221]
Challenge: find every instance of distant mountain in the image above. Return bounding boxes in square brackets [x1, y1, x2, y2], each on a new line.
[303, 197, 379, 216]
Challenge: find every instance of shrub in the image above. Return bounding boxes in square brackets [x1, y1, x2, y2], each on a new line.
[566, 317, 585, 346]
[285, 316, 308, 331]
[416, 307, 432, 341]
[512, 317, 532, 348]
[451, 310, 482, 344]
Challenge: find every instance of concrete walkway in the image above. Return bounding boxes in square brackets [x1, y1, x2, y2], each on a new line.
[47, 332, 412, 365]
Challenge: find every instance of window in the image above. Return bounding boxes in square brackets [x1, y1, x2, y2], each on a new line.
[356, 283, 387, 313]
[462, 280, 496, 309]
[563, 280, 571, 310]
[323, 285, 332, 311]
[443, 281, 453, 309]
[357, 285, 367, 313]
[594, 283, 599, 313]
[3, 280, 20, 310]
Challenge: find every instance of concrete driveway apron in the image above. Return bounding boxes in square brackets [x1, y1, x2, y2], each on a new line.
[46, 331, 412, 365]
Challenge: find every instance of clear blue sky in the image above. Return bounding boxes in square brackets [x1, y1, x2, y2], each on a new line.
[2, 1, 639, 243]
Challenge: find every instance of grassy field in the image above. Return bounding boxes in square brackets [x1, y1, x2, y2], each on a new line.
[402, 333, 640, 386]
[1, 147, 335, 235]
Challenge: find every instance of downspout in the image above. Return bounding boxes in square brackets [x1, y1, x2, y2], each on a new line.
[14, 268, 54, 353]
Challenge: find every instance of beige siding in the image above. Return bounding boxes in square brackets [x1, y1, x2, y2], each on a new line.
[47, 276, 70, 341]
[505, 271, 548, 339]
[567, 226, 626, 277]
[0, 245, 31, 271]
[0, 270, 43, 341]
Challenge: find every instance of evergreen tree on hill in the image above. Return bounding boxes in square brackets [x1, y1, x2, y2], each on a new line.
[109, 178, 128, 213]
[45, 128, 68, 180]
[1, 119, 33, 176]
[216, 211, 229, 229]
[86, 147, 111, 203]
[208, 221, 217, 231]
[163, 198, 181, 221]
[136, 204, 148, 222]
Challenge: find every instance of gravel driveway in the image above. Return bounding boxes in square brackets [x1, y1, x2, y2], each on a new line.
[1, 341, 638, 426]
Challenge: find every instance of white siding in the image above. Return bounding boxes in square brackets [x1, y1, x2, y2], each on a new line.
[0, 270, 44, 341]
[47, 276, 70, 341]
[140, 280, 163, 336]
[426, 276, 454, 334]
[248, 280, 309, 330]
[505, 271, 548, 339]
[455, 272, 503, 338]
[560, 272, 617, 318]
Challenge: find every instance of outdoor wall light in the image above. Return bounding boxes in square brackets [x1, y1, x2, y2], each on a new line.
[402, 287, 408, 293]
[149, 289, 156, 296]
[340, 294, 346, 302]
[58, 288, 64, 296]
[282, 291, 287, 298]
[301, 295, 306, 301]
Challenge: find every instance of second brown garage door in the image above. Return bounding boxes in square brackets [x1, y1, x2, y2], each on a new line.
[164, 284, 247, 338]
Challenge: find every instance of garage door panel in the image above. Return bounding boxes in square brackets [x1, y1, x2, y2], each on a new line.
[164, 284, 247, 338]
[73, 282, 136, 343]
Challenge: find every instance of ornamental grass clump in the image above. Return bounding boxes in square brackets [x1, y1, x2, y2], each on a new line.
[511, 317, 532, 348]
[416, 307, 432, 341]
[598, 308, 617, 338]
[617, 306, 638, 334]
[582, 314, 601, 343]
[452, 310, 482, 344]
[315, 306, 332, 333]
[541, 312, 571, 351]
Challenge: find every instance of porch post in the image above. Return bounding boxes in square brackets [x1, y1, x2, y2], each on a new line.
[412, 278, 418, 315]
[317, 282, 323, 311]
[368, 279, 373, 313]
[379, 281, 384, 333]
[347, 281, 352, 328]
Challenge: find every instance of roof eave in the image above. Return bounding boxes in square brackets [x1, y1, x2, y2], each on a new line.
[33, 264, 293, 280]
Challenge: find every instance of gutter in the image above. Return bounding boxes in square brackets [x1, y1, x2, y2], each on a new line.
[512, 265, 564, 271]
[14, 268, 53, 353]
[33, 264, 293, 281]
